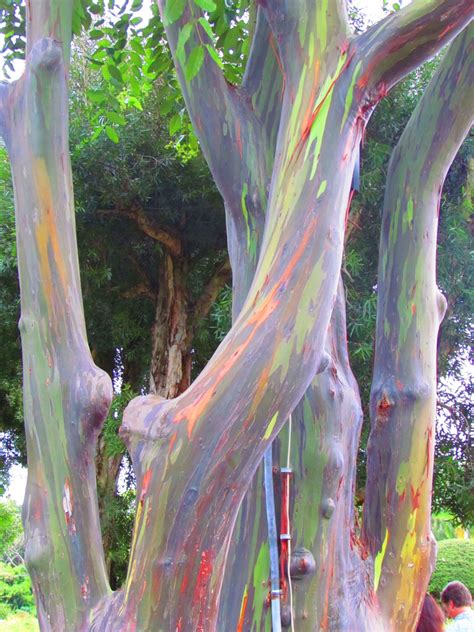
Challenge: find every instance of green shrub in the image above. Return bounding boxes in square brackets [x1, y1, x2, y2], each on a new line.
[0, 601, 13, 619]
[429, 539, 474, 597]
[0, 563, 35, 614]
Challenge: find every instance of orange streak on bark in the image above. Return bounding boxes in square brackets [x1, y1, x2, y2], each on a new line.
[300, 60, 321, 135]
[168, 430, 178, 456]
[236, 593, 248, 632]
[34, 158, 68, 298]
[139, 469, 152, 503]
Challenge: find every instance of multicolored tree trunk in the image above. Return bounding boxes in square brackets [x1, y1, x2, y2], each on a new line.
[0, 2, 112, 629]
[2, 0, 472, 630]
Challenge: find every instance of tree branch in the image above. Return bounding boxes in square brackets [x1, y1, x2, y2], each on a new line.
[356, 0, 473, 99]
[122, 281, 155, 302]
[156, 2, 246, 206]
[98, 206, 182, 256]
[192, 257, 231, 323]
[157, 2, 283, 305]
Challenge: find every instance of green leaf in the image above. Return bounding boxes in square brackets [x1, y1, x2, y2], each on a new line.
[164, 0, 186, 25]
[86, 89, 108, 104]
[176, 23, 193, 67]
[106, 111, 126, 126]
[130, 37, 145, 56]
[127, 96, 143, 111]
[107, 64, 123, 83]
[205, 44, 222, 68]
[169, 113, 181, 136]
[185, 45, 204, 82]
[198, 17, 214, 41]
[105, 126, 119, 143]
[194, 0, 217, 11]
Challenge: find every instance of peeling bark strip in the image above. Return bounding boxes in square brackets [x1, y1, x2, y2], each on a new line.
[3, 0, 473, 631]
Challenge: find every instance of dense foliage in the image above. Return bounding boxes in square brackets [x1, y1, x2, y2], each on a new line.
[428, 538, 474, 597]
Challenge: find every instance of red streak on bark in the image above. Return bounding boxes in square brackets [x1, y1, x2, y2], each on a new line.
[289, 53, 354, 165]
[300, 60, 321, 137]
[140, 469, 152, 503]
[176, 617, 182, 632]
[411, 303, 416, 316]
[269, 33, 285, 98]
[438, 22, 455, 39]
[410, 484, 421, 511]
[81, 577, 89, 600]
[193, 549, 214, 629]
[180, 574, 189, 594]
[236, 592, 248, 632]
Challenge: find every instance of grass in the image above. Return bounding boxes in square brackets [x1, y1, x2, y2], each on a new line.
[0, 611, 39, 631]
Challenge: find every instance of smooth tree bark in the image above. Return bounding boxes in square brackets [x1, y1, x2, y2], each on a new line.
[362, 25, 473, 630]
[0, 3, 113, 629]
[3, 1, 473, 631]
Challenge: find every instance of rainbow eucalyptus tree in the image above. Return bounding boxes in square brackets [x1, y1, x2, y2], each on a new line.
[1, 0, 472, 631]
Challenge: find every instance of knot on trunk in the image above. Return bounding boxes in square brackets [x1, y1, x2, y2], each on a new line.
[120, 394, 172, 467]
[321, 497, 336, 519]
[24, 533, 52, 575]
[30, 38, 63, 72]
[281, 604, 292, 628]
[290, 547, 316, 579]
[372, 379, 432, 426]
[79, 365, 113, 443]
